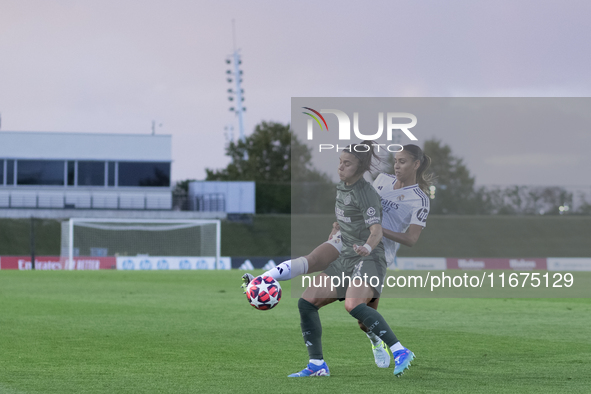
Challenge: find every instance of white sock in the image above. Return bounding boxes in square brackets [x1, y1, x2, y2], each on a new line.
[262, 261, 291, 281]
[309, 359, 324, 366]
[366, 331, 381, 346]
[390, 342, 404, 353]
[263, 257, 308, 281]
[290, 257, 309, 277]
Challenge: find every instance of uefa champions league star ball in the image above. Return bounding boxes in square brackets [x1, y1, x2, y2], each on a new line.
[246, 275, 282, 310]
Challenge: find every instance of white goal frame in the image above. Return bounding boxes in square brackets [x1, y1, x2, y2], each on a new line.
[65, 218, 221, 268]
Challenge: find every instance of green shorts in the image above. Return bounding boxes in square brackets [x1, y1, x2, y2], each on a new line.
[323, 253, 387, 299]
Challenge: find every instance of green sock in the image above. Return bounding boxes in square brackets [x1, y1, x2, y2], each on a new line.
[298, 298, 323, 360]
[349, 303, 399, 347]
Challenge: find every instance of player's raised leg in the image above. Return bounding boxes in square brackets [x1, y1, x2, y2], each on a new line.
[241, 230, 342, 293]
[266, 230, 342, 280]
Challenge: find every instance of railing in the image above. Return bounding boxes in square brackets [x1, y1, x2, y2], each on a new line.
[0, 192, 172, 210]
[193, 193, 226, 212]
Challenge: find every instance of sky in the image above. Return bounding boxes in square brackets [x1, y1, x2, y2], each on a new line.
[1, 0, 590, 187]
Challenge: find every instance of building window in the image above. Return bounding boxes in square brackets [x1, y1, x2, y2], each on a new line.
[108, 161, 115, 186]
[67, 161, 75, 186]
[7, 160, 14, 185]
[118, 162, 170, 187]
[17, 160, 65, 186]
[0, 160, 3, 185]
[78, 161, 105, 186]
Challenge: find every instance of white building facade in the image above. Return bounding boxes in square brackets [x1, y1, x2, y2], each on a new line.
[188, 181, 255, 214]
[0, 131, 172, 210]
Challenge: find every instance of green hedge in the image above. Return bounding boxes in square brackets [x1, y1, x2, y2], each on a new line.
[291, 215, 591, 258]
[1, 215, 589, 258]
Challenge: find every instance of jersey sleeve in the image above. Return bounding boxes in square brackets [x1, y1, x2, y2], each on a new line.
[372, 173, 394, 193]
[372, 174, 383, 189]
[357, 185, 382, 228]
[410, 190, 430, 227]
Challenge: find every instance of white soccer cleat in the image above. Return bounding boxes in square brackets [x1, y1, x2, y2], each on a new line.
[372, 340, 391, 368]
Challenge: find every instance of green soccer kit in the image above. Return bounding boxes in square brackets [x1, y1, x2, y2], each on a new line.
[325, 177, 387, 297]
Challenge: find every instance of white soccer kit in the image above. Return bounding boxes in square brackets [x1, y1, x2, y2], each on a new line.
[372, 173, 430, 267]
[324, 173, 430, 267]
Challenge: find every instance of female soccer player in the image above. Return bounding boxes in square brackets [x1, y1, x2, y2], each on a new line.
[242, 144, 432, 372]
[286, 141, 413, 377]
[250, 144, 432, 278]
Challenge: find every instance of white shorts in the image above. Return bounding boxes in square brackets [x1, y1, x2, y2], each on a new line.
[323, 230, 343, 253]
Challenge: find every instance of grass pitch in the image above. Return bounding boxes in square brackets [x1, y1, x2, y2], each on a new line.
[0, 270, 590, 393]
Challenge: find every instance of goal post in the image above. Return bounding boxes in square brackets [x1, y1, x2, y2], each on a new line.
[60, 218, 222, 269]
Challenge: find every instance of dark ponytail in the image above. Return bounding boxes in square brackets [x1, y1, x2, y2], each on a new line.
[402, 144, 434, 193]
[348, 140, 381, 176]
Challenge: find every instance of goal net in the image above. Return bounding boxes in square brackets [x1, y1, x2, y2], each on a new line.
[60, 219, 221, 269]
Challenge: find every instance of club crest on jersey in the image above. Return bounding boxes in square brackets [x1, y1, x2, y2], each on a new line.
[397, 195, 405, 201]
[366, 207, 376, 216]
[344, 194, 351, 205]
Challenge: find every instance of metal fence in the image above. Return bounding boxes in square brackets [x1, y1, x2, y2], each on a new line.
[0, 191, 172, 210]
[193, 194, 226, 212]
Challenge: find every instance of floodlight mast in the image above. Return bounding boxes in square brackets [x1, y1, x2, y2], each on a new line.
[226, 19, 246, 143]
[233, 49, 245, 142]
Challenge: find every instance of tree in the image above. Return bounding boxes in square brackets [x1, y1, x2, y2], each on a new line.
[207, 122, 289, 182]
[479, 185, 573, 215]
[206, 121, 331, 213]
[173, 179, 196, 194]
[423, 139, 481, 214]
[577, 199, 591, 215]
[206, 121, 327, 182]
[422, 140, 578, 215]
[171, 179, 196, 211]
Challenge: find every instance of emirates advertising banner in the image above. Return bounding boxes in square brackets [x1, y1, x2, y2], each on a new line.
[0, 256, 115, 270]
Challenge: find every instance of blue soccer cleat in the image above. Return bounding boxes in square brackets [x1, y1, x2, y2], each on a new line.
[288, 362, 330, 377]
[393, 348, 415, 377]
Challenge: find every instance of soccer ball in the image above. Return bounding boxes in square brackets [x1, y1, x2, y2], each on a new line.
[246, 275, 282, 310]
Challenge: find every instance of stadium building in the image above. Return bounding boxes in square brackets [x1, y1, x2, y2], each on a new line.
[0, 131, 222, 219]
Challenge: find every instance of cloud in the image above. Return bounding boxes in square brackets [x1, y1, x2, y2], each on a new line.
[1, 0, 591, 182]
